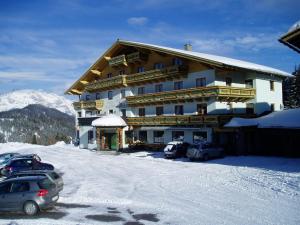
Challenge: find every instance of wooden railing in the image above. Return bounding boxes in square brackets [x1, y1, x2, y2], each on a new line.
[127, 52, 148, 63]
[126, 86, 256, 106]
[85, 75, 127, 92]
[126, 114, 255, 126]
[73, 100, 104, 110]
[84, 65, 188, 92]
[108, 55, 127, 67]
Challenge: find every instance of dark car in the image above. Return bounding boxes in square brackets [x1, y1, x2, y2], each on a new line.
[0, 153, 21, 171]
[6, 170, 63, 192]
[0, 176, 60, 215]
[163, 141, 190, 159]
[12, 154, 41, 162]
[1, 158, 54, 177]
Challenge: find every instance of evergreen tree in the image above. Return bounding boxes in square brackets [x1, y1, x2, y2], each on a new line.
[283, 64, 300, 109]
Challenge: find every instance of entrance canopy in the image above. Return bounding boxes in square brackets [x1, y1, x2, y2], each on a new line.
[92, 114, 127, 127]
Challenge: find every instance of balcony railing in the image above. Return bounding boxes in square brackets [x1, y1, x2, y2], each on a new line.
[126, 86, 256, 106]
[85, 75, 127, 92]
[127, 52, 148, 63]
[108, 54, 127, 67]
[126, 65, 188, 85]
[84, 65, 188, 92]
[126, 114, 255, 126]
[73, 100, 104, 110]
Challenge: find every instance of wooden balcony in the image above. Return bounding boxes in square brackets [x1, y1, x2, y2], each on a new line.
[126, 114, 255, 126]
[126, 86, 256, 106]
[108, 55, 127, 67]
[73, 100, 104, 110]
[85, 75, 127, 92]
[126, 65, 188, 85]
[127, 52, 148, 63]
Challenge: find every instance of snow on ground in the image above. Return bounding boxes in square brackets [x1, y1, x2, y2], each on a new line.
[0, 142, 300, 225]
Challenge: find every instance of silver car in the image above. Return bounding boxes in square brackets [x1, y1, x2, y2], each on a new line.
[0, 176, 60, 215]
[187, 142, 224, 161]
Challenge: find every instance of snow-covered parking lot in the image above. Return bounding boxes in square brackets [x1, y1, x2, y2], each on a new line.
[0, 142, 300, 225]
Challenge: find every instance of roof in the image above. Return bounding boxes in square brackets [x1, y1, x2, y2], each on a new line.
[92, 114, 127, 127]
[225, 108, 300, 129]
[279, 20, 300, 54]
[66, 39, 291, 95]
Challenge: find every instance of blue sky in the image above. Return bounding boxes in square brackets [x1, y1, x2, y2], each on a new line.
[0, 0, 299, 97]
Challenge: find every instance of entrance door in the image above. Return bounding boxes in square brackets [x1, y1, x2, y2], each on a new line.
[111, 133, 117, 150]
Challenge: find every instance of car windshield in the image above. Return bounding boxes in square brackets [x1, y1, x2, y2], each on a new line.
[49, 172, 60, 180]
[164, 144, 175, 151]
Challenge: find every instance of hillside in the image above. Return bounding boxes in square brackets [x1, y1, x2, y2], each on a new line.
[0, 104, 75, 145]
[0, 89, 75, 115]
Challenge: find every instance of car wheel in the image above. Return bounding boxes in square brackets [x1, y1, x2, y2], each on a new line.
[203, 154, 209, 161]
[23, 201, 39, 216]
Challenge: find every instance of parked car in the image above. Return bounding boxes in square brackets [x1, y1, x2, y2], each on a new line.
[0, 153, 21, 175]
[164, 141, 190, 159]
[1, 157, 54, 177]
[6, 170, 63, 192]
[0, 176, 60, 215]
[186, 142, 224, 161]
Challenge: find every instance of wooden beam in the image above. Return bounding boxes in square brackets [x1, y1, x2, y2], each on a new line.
[90, 69, 102, 76]
[104, 56, 111, 61]
[71, 89, 82, 95]
[80, 80, 89, 85]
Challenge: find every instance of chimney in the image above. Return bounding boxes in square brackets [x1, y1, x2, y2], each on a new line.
[184, 43, 192, 51]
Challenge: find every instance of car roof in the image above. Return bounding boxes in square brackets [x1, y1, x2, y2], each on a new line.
[2, 175, 46, 182]
[11, 170, 54, 175]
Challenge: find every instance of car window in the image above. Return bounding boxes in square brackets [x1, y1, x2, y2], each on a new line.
[11, 160, 32, 167]
[49, 172, 60, 180]
[38, 178, 55, 189]
[0, 182, 12, 194]
[11, 182, 30, 193]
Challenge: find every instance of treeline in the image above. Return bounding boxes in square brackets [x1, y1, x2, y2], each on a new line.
[0, 104, 75, 145]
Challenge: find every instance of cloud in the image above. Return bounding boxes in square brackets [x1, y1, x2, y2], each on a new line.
[127, 17, 148, 26]
[0, 71, 65, 82]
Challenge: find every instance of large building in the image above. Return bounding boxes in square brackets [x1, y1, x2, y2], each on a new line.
[65, 40, 290, 151]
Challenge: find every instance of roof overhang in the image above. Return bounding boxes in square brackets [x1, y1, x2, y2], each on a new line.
[279, 27, 300, 54]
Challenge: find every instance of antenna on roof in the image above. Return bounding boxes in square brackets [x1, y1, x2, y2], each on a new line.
[184, 42, 192, 51]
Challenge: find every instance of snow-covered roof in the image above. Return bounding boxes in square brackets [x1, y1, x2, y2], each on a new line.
[92, 114, 127, 127]
[225, 108, 300, 129]
[288, 20, 300, 32]
[119, 40, 292, 77]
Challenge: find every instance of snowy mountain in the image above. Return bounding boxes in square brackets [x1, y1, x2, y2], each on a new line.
[0, 104, 75, 145]
[0, 89, 75, 115]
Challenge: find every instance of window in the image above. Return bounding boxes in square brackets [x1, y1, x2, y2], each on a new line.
[175, 105, 184, 115]
[193, 132, 207, 143]
[174, 81, 183, 90]
[109, 109, 114, 114]
[139, 131, 147, 143]
[154, 63, 165, 69]
[153, 131, 164, 143]
[119, 70, 125, 75]
[85, 111, 92, 116]
[226, 103, 233, 113]
[155, 84, 163, 93]
[270, 103, 275, 112]
[121, 109, 126, 117]
[245, 79, 253, 88]
[78, 112, 82, 117]
[197, 104, 207, 115]
[96, 110, 102, 115]
[138, 87, 145, 95]
[88, 130, 94, 143]
[225, 77, 232, 86]
[137, 66, 145, 73]
[156, 106, 164, 116]
[172, 131, 184, 141]
[121, 89, 126, 98]
[196, 78, 206, 87]
[173, 58, 183, 66]
[96, 93, 101, 99]
[11, 182, 30, 193]
[0, 182, 11, 194]
[246, 103, 254, 114]
[86, 95, 91, 100]
[138, 108, 145, 116]
[107, 73, 112, 78]
[270, 80, 274, 91]
[108, 91, 113, 100]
